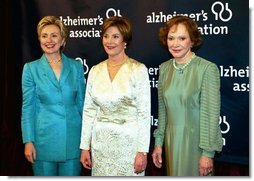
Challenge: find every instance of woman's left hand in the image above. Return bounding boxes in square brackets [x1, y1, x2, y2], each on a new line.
[199, 155, 213, 176]
[134, 152, 147, 174]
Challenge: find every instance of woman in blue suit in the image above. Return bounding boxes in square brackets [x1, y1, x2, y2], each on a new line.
[21, 16, 85, 176]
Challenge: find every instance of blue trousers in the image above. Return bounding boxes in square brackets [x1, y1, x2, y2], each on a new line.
[32, 158, 81, 176]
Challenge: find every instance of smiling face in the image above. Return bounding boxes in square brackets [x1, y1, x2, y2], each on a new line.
[102, 26, 126, 59]
[167, 23, 193, 61]
[39, 24, 64, 55]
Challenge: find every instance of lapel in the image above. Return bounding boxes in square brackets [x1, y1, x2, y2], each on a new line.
[59, 53, 71, 85]
[40, 53, 71, 88]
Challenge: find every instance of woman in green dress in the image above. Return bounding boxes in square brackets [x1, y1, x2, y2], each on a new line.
[152, 15, 223, 176]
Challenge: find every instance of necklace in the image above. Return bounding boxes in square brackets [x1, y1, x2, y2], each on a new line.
[107, 57, 127, 67]
[173, 53, 195, 74]
[48, 57, 61, 64]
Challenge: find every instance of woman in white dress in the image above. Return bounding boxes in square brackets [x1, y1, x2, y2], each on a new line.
[80, 16, 151, 176]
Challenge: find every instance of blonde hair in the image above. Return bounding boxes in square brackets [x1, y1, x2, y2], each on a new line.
[37, 16, 68, 52]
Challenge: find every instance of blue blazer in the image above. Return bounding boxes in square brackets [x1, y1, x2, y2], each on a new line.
[21, 53, 85, 161]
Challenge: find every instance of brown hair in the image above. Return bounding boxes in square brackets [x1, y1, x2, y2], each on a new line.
[159, 15, 202, 52]
[37, 16, 68, 52]
[101, 16, 132, 48]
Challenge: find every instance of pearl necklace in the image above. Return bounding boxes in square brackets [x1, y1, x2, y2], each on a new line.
[173, 53, 195, 74]
[108, 61, 125, 67]
[107, 56, 127, 67]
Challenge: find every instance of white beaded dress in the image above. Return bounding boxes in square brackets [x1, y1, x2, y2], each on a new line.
[80, 57, 151, 176]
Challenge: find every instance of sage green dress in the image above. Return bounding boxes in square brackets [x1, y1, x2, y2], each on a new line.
[153, 55, 223, 176]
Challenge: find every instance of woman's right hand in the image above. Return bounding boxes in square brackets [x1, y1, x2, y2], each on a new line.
[80, 150, 92, 169]
[152, 146, 163, 168]
[24, 142, 36, 163]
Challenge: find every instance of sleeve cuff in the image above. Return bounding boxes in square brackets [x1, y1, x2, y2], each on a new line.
[154, 138, 163, 147]
[202, 150, 215, 158]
